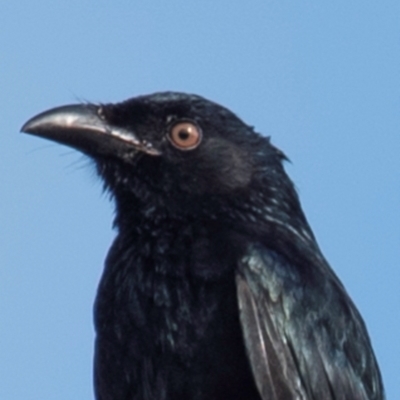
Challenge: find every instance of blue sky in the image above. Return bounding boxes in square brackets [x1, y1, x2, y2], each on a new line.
[2, 1, 399, 399]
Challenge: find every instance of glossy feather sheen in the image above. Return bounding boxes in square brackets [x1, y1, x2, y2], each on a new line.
[238, 245, 383, 399]
[21, 92, 385, 400]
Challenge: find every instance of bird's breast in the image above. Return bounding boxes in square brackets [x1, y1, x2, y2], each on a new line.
[93, 222, 259, 399]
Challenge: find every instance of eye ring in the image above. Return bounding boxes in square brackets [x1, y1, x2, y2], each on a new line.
[168, 121, 202, 150]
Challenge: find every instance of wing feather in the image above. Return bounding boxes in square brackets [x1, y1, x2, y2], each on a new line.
[236, 244, 384, 400]
[237, 275, 307, 400]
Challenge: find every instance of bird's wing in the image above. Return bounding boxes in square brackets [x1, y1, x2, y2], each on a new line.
[236, 243, 384, 400]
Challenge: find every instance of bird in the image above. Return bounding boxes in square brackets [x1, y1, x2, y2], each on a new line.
[21, 92, 384, 400]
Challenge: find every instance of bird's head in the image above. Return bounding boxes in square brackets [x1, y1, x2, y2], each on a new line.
[22, 92, 313, 249]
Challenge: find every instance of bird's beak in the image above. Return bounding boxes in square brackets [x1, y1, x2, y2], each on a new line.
[21, 104, 161, 157]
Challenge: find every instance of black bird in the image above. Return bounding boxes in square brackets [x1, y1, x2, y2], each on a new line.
[21, 92, 384, 400]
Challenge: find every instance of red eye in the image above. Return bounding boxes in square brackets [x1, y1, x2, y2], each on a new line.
[168, 122, 202, 150]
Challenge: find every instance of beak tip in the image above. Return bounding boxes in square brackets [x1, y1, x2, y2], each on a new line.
[20, 112, 52, 135]
[20, 105, 84, 139]
[20, 121, 32, 134]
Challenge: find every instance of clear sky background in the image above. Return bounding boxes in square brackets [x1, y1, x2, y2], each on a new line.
[1, 1, 399, 399]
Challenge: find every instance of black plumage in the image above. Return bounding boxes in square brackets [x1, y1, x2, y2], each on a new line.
[21, 92, 384, 400]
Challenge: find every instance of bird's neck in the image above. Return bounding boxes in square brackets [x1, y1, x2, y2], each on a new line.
[94, 212, 245, 344]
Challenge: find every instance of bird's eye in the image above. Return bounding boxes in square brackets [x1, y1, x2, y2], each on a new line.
[168, 122, 202, 150]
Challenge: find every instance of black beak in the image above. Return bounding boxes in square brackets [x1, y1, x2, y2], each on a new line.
[21, 104, 161, 157]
